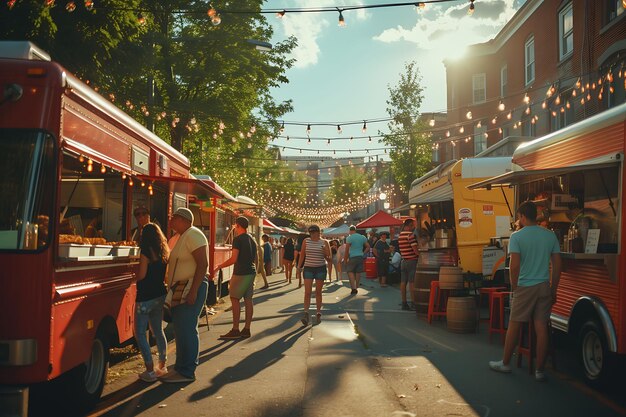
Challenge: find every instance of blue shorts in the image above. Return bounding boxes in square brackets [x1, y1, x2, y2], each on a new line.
[303, 265, 327, 280]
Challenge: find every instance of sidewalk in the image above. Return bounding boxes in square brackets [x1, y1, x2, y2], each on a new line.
[93, 272, 626, 417]
[96, 272, 411, 416]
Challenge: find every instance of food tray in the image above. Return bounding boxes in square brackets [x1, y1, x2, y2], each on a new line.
[90, 245, 113, 256]
[59, 243, 91, 258]
[111, 246, 132, 257]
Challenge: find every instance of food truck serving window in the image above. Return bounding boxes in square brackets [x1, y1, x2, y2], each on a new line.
[0, 129, 55, 251]
[517, 165, 620, 253]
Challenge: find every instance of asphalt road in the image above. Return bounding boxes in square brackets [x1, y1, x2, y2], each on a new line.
[88, 272, 626, 417]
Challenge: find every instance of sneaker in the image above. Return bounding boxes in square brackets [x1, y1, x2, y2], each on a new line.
[535, 370, 546, 381]
[240, 328, 251, 338]
[158, 370, 195, 383]
[489, 360, 512, 373]
[219, 328, 241, 340]
[138, 370, 157, 383]
[350, 288, 358, 295]
[301, 312, 309, 326]
[315, 313, 322, 324]
[401, 302, 411, 311]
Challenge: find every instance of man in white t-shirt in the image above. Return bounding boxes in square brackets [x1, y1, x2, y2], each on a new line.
[159, 207, 208, 384]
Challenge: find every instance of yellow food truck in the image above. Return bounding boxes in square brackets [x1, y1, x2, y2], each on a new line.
[408, 157, 514, 275]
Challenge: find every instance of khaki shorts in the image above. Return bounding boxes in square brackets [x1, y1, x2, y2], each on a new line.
[229, 273, 255, 300]
[509, 281, 552, 322]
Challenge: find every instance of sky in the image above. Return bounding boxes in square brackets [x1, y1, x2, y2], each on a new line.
[263, 0, 527, 159]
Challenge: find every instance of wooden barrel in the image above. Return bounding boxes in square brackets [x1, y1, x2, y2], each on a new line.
[414, 266, 439, 314]
[439, 266, 464, 290]
[446, 296, 477, 333]
[364, 257, 377, 279]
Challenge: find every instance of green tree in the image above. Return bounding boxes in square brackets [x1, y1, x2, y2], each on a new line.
[324, 166, 372, 206]
[381, 61, 433, 196]
[0, 1, 305, 200]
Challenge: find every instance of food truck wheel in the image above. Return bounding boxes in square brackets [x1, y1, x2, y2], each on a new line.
[579, 320, 608, 385]
[69, 332, 110, 411]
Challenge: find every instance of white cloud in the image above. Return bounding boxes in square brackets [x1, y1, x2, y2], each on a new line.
[373, 0, 519, 58]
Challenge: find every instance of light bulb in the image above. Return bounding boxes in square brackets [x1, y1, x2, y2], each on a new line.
[523, 93, 530, 104]
[337, 124, 342, 134]
[306, 124, 311, 135]
[429, 118, 435, 127]
[276, 10, 286, 18]
[498, 100, 505, 111]
[361, 121, 367, 133]
[338, 11, 346, 27]
[466, 110, 472, 120]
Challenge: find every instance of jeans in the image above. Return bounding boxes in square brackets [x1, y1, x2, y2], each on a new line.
[171, 279, 208, 378]
[134, 295, 167, 366]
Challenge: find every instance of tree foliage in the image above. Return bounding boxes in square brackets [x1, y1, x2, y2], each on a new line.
[381, 61, 433, 196]
[324, 166, 372, 206]
[0, 0, 306, 202]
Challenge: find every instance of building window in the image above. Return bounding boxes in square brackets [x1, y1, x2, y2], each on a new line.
[473, 73, 486, 104]
[432, 147, 440, 164]
[500, 65, 507, 97]
[550, 102, 574, 131]
[474, 125, 487, 155]
[559, 3, 574, 61]
[525, 36, 535, 85]
[607, 0, 625, 22]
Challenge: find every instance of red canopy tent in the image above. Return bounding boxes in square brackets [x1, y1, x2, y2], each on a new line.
[263, 218, 285, 233]
[356, 210, 404, 228]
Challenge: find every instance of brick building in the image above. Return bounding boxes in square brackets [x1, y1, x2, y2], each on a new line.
[438, 0, 626, 163]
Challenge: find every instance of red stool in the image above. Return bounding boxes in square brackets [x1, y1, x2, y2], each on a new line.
[479, 287, 507, 321]
[488, 291, 511, 343]
[427, 281, 450, 324]
[517, 321, 557, 373]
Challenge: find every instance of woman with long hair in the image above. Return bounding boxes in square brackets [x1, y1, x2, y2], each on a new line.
[135, 223, 170, 382]
[282, 237, 295, 283]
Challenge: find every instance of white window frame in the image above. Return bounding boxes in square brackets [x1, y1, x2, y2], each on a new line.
[472, 73, 486, 104]
[559, 3, 573, 61]
[525, 36, 535, 86]
[474, 125, 487, 155]
[500, 64, 507, 98]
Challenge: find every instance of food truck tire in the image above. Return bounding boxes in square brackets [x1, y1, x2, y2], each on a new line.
[578, 320, 608, 386]
[67, 331, 110, 412]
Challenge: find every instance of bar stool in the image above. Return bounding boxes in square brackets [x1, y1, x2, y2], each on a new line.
[479, 287, 507, 321]
[427, 281, 450, 324]
[517, 321, 557, 373]
[488, 291, 511, 343]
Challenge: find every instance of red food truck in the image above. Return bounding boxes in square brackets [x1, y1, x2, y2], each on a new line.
[470, 101, 626, 385]
[0, 41, 240, 415]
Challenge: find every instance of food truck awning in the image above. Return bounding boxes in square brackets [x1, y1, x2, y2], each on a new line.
[467, 162, 620, 190]
[138, 175, 227, 200]
[409, 182, 453, 204]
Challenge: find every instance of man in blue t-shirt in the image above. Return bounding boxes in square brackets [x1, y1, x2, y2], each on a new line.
[343, 226, 369, 295]
[489, 201, 561, 381]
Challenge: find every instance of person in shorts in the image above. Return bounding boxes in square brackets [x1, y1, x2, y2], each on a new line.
[343, 225, 369, 295]
[214, 216, 257, 340]
[489, 201, 561, 381]
[297, 225, 331, 325]
[398, 218, 419, 310]
[373, 232, 390, 287]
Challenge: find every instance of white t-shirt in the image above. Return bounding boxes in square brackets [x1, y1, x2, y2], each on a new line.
[168, 226, 208, 283]
[390, 252, 401, 268]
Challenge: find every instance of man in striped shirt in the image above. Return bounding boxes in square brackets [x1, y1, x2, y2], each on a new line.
[399, 218, 419, 310]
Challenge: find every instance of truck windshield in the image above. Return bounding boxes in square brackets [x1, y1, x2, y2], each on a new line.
[0, 129, 55, 251]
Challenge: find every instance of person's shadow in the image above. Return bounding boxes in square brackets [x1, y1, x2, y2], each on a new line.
[188, 325, 309, 401]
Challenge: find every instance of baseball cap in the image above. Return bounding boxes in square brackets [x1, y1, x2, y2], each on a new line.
[349, 225, 357, 231]
[173, 207, 194, 223]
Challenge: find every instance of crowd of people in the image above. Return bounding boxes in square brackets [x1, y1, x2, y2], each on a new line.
[130, 210, 428, 383]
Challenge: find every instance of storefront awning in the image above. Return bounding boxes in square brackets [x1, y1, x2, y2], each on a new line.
[467, 162, 620, 190]
[409, 182, 453, 204]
